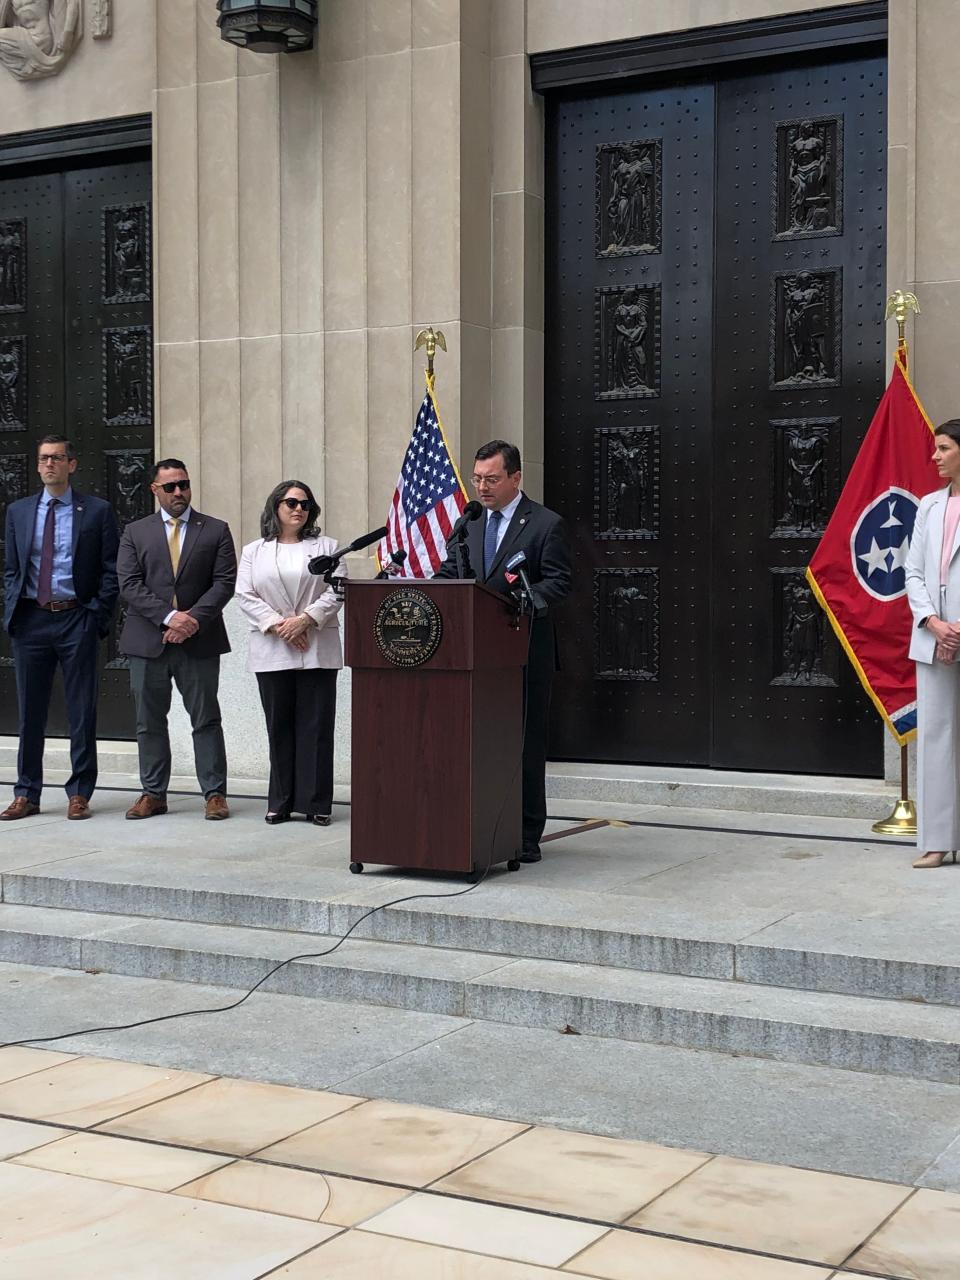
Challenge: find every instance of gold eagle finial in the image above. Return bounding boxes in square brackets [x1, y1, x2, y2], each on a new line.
[414, 326, 447, 377]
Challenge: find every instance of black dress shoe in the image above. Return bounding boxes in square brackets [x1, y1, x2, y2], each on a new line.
[307, 814, 332, 827]
[519, 846, 541, 863]
[264, 811, 291, 825]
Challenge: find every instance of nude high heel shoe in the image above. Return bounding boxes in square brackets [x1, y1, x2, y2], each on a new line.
[912, 850, 958, 869]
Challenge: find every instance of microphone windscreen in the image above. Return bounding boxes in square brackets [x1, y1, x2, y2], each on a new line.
[463, 500, 483, 521]
[350, 526, 389, 553]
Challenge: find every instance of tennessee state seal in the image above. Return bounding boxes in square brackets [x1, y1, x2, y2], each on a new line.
[374, 588, 443, 667]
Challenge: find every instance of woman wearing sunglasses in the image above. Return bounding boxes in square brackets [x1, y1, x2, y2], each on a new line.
[235, 481, 343, 826]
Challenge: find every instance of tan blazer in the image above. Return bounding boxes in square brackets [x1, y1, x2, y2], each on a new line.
[235, 536, 343, 672]
[905, 486, 960, 664]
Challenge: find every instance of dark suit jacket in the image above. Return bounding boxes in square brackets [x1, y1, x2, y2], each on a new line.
[436, 493, 572, 679]
[117, 510, 237, 659]
[3, 490, 120, 638]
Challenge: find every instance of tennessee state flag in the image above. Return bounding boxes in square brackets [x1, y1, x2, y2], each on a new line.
[807, 352, 939, 743]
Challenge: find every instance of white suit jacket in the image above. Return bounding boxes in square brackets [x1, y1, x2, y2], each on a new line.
[905, 486, 960, 664]
[235, 536, 343, 672]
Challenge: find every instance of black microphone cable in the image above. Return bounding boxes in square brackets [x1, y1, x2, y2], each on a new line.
[0, 604, 536, 1053]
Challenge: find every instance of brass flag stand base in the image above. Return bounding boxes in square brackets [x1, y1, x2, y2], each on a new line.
[871, 742, 917, 836]
[872, 795, 918, 836]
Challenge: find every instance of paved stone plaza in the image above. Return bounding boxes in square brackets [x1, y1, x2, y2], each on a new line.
[1, 786, 960, 1276]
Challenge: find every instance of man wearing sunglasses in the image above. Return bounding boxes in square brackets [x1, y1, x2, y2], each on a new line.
[1, 435, 120, 821]
[116, 459, 237, 820]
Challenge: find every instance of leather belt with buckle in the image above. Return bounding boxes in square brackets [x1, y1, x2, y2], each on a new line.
[34, 599, 80, 612]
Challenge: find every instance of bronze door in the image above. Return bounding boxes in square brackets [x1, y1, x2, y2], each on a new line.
[545, 47, 886, 776]
[0, 150, 153, 739]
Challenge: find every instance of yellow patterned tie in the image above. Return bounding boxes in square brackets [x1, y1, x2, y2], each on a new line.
[169, 518, 181, 609]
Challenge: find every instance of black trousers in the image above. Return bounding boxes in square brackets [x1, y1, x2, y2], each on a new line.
[522, 670, 553, 852]
[11, 603, 100, 801]
[256, 667, 338, 816]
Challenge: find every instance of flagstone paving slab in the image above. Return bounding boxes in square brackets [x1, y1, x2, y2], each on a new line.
[98, 1075, 365, 1155]
[268, 1232, 571, 1278]
[13, 1129, 232, 1191]
[358, 1192, 608, 1268]
[563, 1230, 835, 1279]
[0, 1161, 340, 1279]
[629, 1155, 911, 1265]
[176, 1159, 411, 1226]
[847, 1187, 960, 1279]
[432, 1125, 710, 1221]
[0, 1116, 68, 1159]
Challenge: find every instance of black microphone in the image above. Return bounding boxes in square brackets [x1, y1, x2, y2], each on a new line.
[447, 500, 482, 543]
[505, 549, 545, 617]
[308, 526, 389, 576]
[375, 548, 407, 579]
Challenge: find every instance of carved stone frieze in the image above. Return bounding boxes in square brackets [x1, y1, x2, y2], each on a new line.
[0, 0, 83, 82]
[91, 0, 109, 38]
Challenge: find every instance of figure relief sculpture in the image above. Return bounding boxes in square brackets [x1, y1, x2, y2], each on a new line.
[605, 143, 655, 252]
[784, 425, 826, 532]
[109, 330, 146, 422]
[112, 452, 148, 527]
[607, 582, 650, 675]
[611, 288, 650, 393]
[0, 338, 23, 428]
[0, 221, 24, 310]
[783, 579, 824, 681]
[787, 121, 831, 232]
[607, 433, 648, 532]
[0, 0, 82, 81]
[782, 272, 830, 383]
[110, 207, 146, 301]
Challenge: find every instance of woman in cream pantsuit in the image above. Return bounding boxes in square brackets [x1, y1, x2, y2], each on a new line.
[905, 420, 960, 867]
[236, 481, 343, 826]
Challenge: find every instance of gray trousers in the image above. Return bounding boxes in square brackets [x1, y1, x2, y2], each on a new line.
[128, 649, 227, 799]
[916, 656, 960, 853]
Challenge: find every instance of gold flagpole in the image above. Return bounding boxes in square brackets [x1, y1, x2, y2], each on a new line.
[872, 289, 921, 837]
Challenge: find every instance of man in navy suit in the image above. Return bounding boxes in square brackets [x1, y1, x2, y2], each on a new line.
[1, 435, 120, 820]
[436, 440, 572, 861]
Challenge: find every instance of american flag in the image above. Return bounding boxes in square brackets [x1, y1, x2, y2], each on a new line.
[378, 374, 467, 577]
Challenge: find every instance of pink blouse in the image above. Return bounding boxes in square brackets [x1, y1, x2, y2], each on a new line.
[941, 494, 960, 585]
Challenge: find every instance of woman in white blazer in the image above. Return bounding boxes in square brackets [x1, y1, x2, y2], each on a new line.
[905, 420, 960, 867]
[235, 481, 343, 825]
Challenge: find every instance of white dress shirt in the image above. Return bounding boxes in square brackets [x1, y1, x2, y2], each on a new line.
[487, 489, 523, 554]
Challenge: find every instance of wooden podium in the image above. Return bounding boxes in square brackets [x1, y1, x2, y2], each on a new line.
[344, 579, 529, 876]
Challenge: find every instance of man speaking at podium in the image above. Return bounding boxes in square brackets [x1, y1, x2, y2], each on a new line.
[436, 440, 571, 862]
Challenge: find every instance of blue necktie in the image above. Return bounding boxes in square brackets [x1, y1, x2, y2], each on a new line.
[483, 510, 502, 578]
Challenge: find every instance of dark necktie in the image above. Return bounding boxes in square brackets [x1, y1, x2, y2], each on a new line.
[483, 509, 502, 578]
[36, 497, 58, 607]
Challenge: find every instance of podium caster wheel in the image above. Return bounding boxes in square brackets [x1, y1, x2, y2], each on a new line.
[349, 862, 364, 874]
[507, 859, 520, 872]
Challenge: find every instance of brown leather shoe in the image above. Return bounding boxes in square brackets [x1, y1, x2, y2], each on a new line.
[205, 793, 230, 821]
[67, 796, 91, 820]
[125, 793, 168, 820]
[0, 796, 40, 821]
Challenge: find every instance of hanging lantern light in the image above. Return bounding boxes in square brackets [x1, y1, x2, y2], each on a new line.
[217, 0, 318, 54]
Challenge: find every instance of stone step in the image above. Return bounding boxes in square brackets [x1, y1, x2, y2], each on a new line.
[546, 762, 898, 820]
[5, 866, 958, 1009]
[0, 738, 898, 818]
[1, 903, 958, 1081]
